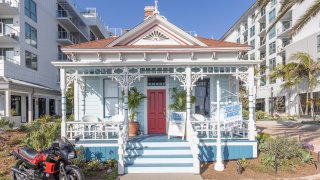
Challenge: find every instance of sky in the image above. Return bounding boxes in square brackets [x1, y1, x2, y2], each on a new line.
[73, 0, 256, 39]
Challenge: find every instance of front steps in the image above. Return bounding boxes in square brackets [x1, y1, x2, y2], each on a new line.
[124, 141, 194, 173]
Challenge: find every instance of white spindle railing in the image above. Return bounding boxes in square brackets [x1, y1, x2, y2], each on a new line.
[0, 0, 19, 9]
[187, 120, 200, 174]
[118, 121, 128, 175]
[0, 22, 19, 39]
[66, 121, 125, 140]
[191, 120, 249, 140]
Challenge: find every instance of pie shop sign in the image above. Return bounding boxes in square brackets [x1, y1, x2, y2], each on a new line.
[222, 104, 243, 130]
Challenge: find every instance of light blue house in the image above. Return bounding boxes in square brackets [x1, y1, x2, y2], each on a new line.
[52, 6, 260, 174]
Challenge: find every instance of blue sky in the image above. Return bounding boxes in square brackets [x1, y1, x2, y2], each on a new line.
[74, 0, 255, 39]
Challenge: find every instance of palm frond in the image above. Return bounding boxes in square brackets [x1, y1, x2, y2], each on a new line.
[291, 0, 320, 35]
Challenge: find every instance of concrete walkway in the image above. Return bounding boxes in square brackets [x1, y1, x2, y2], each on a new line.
[257, 120, 320, 152]
[118, 173, 203, 180]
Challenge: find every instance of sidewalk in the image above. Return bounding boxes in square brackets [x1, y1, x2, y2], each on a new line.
[118, 173, 203, 180]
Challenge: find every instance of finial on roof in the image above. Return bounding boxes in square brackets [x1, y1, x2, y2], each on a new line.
[154, 0, 159, 14]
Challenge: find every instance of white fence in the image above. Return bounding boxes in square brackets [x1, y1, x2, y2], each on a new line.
[66, 121, 125, 141]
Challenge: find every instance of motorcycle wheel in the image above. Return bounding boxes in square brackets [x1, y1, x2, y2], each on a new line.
[13, 160, 29, 180]
[59, 166, 84, 180]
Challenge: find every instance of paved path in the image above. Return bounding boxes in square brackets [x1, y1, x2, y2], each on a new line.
[118, 173, 203, 180]
[257, 121, 320, 152]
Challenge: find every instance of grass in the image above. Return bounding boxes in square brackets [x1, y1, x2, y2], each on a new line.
[301, 121, 320, 125]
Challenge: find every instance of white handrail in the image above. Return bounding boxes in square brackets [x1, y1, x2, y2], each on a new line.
[187, 120, 200, 174]
[0, 22, 19, 39]
[0, 0, 19, 9]
[118, 121, 128, 175]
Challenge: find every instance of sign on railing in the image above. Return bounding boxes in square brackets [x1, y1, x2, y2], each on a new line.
[221, 104, 243, 131]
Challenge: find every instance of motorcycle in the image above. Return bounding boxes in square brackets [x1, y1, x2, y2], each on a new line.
[11, 136, 84, 180]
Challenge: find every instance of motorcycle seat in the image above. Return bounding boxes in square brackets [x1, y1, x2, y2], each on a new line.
[19, 147, 38, 160]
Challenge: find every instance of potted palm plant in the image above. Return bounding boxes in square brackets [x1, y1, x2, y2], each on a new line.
[169, 88, 196, 111]
[127, 87, 146, 136]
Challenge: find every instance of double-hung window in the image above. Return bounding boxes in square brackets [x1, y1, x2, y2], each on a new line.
[25, 23, 37, 48]
[25, 51, 37, 70]
[250, 25, 255, 37]
[269, 27, 276, 39]
[269, 41, 276, 55]
[11, 95, 21, 116]
[25, 0, 37, 22]
[269, 9, 276, 23]
[104, 79, 119, 118]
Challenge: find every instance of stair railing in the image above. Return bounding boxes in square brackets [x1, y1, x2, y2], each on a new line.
[117, 120, 128, 175]
[188, 120, 200, 174]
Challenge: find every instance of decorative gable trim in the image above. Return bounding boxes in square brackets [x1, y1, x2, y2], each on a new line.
[143, 30, 169, 41]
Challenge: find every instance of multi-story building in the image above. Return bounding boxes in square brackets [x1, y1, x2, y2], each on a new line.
[221, 0, 320, 116]
[0, 0, 109, 126]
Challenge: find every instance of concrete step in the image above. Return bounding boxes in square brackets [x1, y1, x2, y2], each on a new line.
[124, 163, 194, 173]
[125, 155, 193, 164]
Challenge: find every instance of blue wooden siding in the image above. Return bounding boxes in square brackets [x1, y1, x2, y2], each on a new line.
[84, 146, 119, 161]
[132, 79, 145, 132]
[199, 145, 254, 162]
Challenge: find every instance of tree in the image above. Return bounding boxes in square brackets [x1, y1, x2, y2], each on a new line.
[169, 88, 196, 112]
[128, 87, 146, 122]
[256, 0, 320, 35]
[270, 52, 320, 117]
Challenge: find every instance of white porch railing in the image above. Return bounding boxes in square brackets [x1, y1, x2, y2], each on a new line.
[187, 120, 200, 174]
[117, 121, 128, 175]
[191, 120, 249, 140]
[66, 121, 125, 141]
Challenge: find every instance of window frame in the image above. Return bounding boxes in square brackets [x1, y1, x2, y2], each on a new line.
[269, 41, 276, 55]
[103, 79, 120, 118]
[269, 9, 276, 23]
[25, 23, 37, 48]
[11, 95, 21, 116]
[24, 0, 37, 22]
[269, 27, 276, 39]
[25, 50, 38, 70]
[250, 25, 255, 37]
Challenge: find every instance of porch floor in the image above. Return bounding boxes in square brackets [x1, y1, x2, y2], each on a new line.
[129, 134, 187, 143]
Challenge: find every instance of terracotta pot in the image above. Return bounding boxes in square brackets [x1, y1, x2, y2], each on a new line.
[128, 122, 139, 137]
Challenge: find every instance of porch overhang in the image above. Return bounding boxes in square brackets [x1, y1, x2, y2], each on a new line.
[52, 60, 262, 68]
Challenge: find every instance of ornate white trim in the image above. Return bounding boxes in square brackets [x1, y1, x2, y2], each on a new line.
[143, 30, 169, 41]
[66, 72, 85, 95]
[237, 74, 249, 85]
[110, 68, 142, 87]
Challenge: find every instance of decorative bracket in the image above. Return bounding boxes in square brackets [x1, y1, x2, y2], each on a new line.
[110, 68, 143, 88]
[171, 67, 206, 90]
[66, 72, 85, 95]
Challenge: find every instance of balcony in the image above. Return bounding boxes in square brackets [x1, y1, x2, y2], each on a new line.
[277, 21, 292, 37]
[0, 0, 19, 15]
[258, 8, 266, 22]
[0, 22, 19, 45]
[56, 9, 90, 42]
[259, 24, 266, 36]
[57, 31, 79, 45]
[80, 8, 109, 39]
[58, 52, 68, 61]
[0, 55, 20, 65]
[259, 54, 266, 61]
[259, 41, 266, 52]
[277, 39, 292, 54]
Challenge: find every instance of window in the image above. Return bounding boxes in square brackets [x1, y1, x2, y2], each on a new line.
[25, 51, 37, 70]
[269, 57, 276, 71]
[269, 41, 276, 55]
[256, 99, 265, 111]
[271, 0, 277, 7]
[25, 23, 37, 48]
[25, 0, 37, 22]
[269, 96, 285, 113]
[195, 79, 210, 116]
[317, 35, 320, 52]
[11, 95, 21, 116]
[38, 98, 46, 117]
[236, 38, 240, 44]
[148, 77, 166, 86]
[250, 39, 255, 48]
[250, 25, 255, 37]
[250, 53, 255, 60]
[104, 79, 119, 118]
[269, 27, 276, 39]
[49, 99, 55, 116]
[90, 31, 97, 41]
[269, 9, 276, 23]
[260, 75, 266, 86]
[0, 48, 14, 62]
[261, 8, 266, 16]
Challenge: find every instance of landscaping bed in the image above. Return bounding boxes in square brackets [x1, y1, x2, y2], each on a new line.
[201, 153, 319, 179]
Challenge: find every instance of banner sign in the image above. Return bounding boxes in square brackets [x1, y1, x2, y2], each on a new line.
[221, 104, 243, 131]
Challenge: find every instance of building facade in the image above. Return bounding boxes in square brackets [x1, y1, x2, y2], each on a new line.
[221, 0, 320, 116]
[0, 0, 109, 126]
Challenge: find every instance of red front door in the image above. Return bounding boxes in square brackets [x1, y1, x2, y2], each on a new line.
[148, 90, 166, 134]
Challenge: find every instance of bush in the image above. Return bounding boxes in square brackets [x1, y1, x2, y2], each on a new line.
[256, 111, 266, 121]
[0, 118, 14, 131]
[242, 109, 249, 119]
[259, 136, 303, 173]
[23, 120, 60, 151]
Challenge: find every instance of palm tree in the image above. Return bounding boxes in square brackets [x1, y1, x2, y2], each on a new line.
[256, 0, 320, 35]
[128, 87, 146, 122]
[169, 88, 196, 112]
[289, 52, 320, 116]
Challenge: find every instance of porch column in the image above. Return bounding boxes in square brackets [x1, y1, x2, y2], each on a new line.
[124, 68, 129, 124]
[5, 90, 11, 117]
[60, 68, 67, 138]
[80, 77, 85, 119]
[28, 92, 33, 123]
[186, 67, 191, 141]
[248, 66, 257, 141]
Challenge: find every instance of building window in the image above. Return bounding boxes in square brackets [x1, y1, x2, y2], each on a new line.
[148, 77, 166, 86]
[25, 23, 37, 48]
[250, 25, 255, 37]
[269, 57, 276, 84]
[25, 0, 37, 22]
[0, 48, 14, 62]
[25, 51, 37, 70]
[90, 31, 97, 41]
[250, 39, 255, 48]
[236, 38, 240, 44]
[269, 96, 285, 113]
[317, 35, 320, 52]
[269, 9, 276, 23]
[261, 8, 266, 16]
[271, 0, 277, 7]
[11, 95, 21, 116]
[38, 98, 46, 117]
[49, 99, 55, 116]
[269, 27, 276, 39]
[250, 53, 255, 60]
[256, 99, 265, 111]
[195, 79, 210, 116]
[104, 79, 119, 118]
[269, 41, 276, 55]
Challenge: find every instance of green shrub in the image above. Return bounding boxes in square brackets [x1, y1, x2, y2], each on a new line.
[0, 118, 14, 130]
[242, 109, 249, 119]
[298, 150, 313, 164]
[259, 136, 303, 173]
[256, 111, 266, 121]
[23, 121, 60, 151]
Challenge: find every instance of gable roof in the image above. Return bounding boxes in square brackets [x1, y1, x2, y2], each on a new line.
[63, 36, 250, 50]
